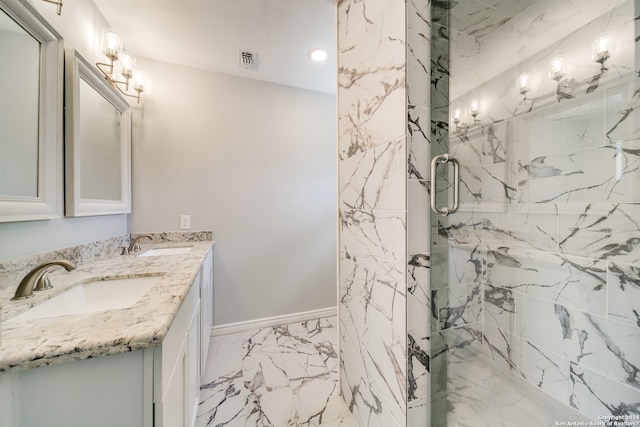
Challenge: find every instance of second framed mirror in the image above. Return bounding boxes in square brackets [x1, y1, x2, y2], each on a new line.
[65, 48, 131, 217]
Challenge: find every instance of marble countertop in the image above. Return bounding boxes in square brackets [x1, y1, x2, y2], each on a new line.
[0, 240, 213, 373]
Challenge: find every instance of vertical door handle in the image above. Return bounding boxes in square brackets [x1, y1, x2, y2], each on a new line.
[430, 154, 460, 216]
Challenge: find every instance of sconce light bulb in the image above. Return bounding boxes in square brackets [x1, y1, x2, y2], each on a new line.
[101, 28, 122, 60]
[453, 108, 461, 124]
[592, 35, 612, 64]
[470, 99, 480, 117]
[120, 52, 136, 79]
[518, 72, 530, 95]
[133, 70, 145, 92]
[549, 56, 566, 81]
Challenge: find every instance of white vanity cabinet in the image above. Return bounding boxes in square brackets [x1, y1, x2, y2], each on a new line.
[0, 247, 214, 427]
[154, 276, 201, 427]
[200, 249, 214, 377]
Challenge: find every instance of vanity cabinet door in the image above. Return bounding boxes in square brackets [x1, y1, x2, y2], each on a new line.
[154, 275, 201, 427]
[200, 248, 214, 377]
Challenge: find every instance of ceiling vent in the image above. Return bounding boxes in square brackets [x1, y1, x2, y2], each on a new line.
[239, 50, 258, 70]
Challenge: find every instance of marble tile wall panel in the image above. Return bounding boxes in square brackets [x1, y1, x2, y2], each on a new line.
[520, 142, 640, 204]
[516, 294, 640, 393]
[408, 325, 430, 404]
[558, 203, 640, 265]
[339, 138, 407, 211]
[435, 211, 483, 246]
[339, 209, 406, 284]
[481, 206, 559, 252]
[340, 312, 406, 427]
[485, 246, 608, 315]
[408, 105, 431, 181]
[407, 0, 429, 34]
[337, 0, 407, 159]
[569, 361, 640, 420]
[430, 325, 484, 398]
[407, 250, 431, 407]
[436, 282, 482, 330]
[408, 28, 430, 108]
[482, 323, 571, 404]
[608, 261, 640, 327]
[483, 284, 515, 332]
[407, 253, 432, 329]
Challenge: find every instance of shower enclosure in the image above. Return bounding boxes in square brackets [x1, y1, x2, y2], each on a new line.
[428, 0, 640, 425]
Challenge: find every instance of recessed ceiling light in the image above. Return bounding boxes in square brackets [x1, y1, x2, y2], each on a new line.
[308, 48, 328, 63]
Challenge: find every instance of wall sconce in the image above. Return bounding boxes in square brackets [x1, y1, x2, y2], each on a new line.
[469, 99, 480, 125]
[517, 72, 530, 97]
[548, 55, 575, 100]
[548, 56, 566, 81]
[42, 0, 62, 15]
[96, 29, 144, 103]
[453, 108, 461, 128]
[592, 34, 612, 73]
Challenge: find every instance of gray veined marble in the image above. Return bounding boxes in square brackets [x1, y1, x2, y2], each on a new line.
[197, 317, 356, 427]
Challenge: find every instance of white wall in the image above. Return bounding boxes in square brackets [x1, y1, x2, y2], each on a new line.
[129, 57, 337, 325]
[0, 0, 127, 262]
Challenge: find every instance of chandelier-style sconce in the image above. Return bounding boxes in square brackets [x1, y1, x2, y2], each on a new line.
[96, 29, 144, 103]
[42, 0, 62, 15]
[592, 34, 613, 73]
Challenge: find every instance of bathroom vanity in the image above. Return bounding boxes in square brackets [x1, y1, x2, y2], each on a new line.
[0, 237, 214, 427]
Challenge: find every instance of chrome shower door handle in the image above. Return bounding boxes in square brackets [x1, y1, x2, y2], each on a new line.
[430, 154, 460, 216]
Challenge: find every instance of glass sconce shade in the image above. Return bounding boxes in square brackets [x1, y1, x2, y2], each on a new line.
[548, 56, 566, 81]
[119, 52, 136, 79]
[592, 34, 612, 63]
[517, 72, 530, 95]
[133, 70, 144, 92]
[101, 28, 122, 61]
[469, 99, 480, 117]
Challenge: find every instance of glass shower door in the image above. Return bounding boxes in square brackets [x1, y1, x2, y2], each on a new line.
[429, 0, 640, 426]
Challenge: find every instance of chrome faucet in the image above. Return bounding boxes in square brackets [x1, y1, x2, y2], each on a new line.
[128, 234, 154, 253]
[12, 260, 76, 301]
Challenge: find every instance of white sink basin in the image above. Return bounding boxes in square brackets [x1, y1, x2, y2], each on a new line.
[138, 246, 193, 257]
[12, 276, 161, 322]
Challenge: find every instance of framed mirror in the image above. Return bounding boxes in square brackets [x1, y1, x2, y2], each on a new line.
[64, 48, 131, 217]
[0, 0, 63, 222]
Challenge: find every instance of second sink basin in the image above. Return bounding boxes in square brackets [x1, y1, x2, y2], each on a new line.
[12, 276, 162, 322]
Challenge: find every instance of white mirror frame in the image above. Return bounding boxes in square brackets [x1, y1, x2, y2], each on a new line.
[0, 0, 63, 222]
[64, 48, 132, 217]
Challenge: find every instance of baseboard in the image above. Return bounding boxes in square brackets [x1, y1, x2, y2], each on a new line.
[211, 306, 337, 337]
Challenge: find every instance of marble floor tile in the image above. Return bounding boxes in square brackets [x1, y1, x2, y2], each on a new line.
[196, 316, 357, 427]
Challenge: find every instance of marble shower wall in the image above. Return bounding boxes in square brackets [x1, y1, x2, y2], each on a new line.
[431, 0, 640, 422]
[337, 0, 408, 425]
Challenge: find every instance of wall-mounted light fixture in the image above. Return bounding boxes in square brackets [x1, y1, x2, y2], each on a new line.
[517, 72, 530, 97]
[469, 99, 480, 125]
[592, 34, 612, 73]
[548, 55, 575, 100]
[96, 29, 144, 103]
[453, 108, 462, 129]
[41, 0, 62, 15]
[548, 56, 566, 81]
